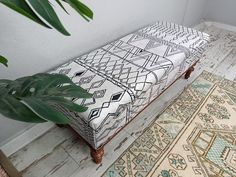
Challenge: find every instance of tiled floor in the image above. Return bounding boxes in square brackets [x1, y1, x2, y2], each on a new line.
[8, 23, 236, 177]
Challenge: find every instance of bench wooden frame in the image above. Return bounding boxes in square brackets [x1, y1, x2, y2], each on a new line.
[59, 62, 197, 164]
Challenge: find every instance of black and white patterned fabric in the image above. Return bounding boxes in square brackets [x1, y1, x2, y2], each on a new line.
[50, 22, 210, 149]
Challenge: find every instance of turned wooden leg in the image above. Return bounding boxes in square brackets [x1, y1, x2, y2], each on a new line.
[185, 65, 195, 79]
[90, 147, 104, 164]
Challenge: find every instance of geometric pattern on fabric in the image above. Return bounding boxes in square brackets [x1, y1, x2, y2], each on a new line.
[102, 71, 236, 177]
[50, 21, 210, 149]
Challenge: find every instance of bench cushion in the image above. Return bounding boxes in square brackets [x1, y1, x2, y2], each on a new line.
[50, 21, 210, 148]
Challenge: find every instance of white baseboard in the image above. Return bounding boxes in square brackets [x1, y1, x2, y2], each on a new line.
[194, 22, 207, 30]
[0, 122, 55, 156]
[204, 21, 236, 32]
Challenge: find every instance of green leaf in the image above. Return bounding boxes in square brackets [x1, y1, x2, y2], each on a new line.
[65, 0, 93, 21]
[0, 73, 91, 124]
[0, 96, 46, 123]
[55, 0, 69, 14]
[32, 74, 75, 96]
[13, 73, 74, 97]
[18, 76, 37, 97]
[0, 79, 22, 96]
[33, 73, 75, 89]
[0, 0, 94, 36]
[0, 55, 8, 67]
[43, 97, 88, 112]
[0, 79, 12, 87]
[0, 0, 51, 28]
[47, 84, 92, 98]
[4, 81, 22, 96]
[27, 0, 70, 36]
[22, 97, 70, 124]
[0, 86, 9, 98]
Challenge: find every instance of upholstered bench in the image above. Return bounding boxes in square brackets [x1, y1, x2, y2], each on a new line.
[50, 21, 210, 163]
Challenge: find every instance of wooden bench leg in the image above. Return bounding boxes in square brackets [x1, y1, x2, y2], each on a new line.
[59, 124, 104, 164]
[90, 146, 104, 164]
[185, 65, 195, 79]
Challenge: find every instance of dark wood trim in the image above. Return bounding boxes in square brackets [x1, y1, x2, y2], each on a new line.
[0, 150, 21, 177]
[68, 61, 199, 163]
[90, 146, 104, 164]
[185, 63, 196, 79]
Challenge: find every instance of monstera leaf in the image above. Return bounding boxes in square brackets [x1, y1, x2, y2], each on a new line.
[0, 0, 93, 36]
[0, 0, 93, 66]
[0, 73, 92, 124]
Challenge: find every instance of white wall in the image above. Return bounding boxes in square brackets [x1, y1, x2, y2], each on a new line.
[183, 0, 207, 26]
[0, 0, 207, 146]
[205, 0, 236, 26]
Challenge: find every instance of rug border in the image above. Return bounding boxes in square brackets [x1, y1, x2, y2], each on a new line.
[101, 70, 236, 176]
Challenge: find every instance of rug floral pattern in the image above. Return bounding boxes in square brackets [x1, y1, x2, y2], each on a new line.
[102, 71, 236, 177]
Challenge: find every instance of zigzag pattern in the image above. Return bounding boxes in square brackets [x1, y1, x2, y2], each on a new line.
[50, 21, 210, 149]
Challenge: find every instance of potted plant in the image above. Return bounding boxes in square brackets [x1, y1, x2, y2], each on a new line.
[0, 0, 93, 124]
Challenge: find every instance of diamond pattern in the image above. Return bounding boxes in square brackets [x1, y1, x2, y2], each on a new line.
[93, 90, 106, 99]
[50, 21, 210, 149]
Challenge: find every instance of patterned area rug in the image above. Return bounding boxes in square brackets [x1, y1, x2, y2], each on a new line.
[102, 71, 236, 177]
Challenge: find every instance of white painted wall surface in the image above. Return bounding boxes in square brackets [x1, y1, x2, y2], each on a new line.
[0, 0, 207, 145]
[205, 0, 236, 26]
[183, 0, 207, 26]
